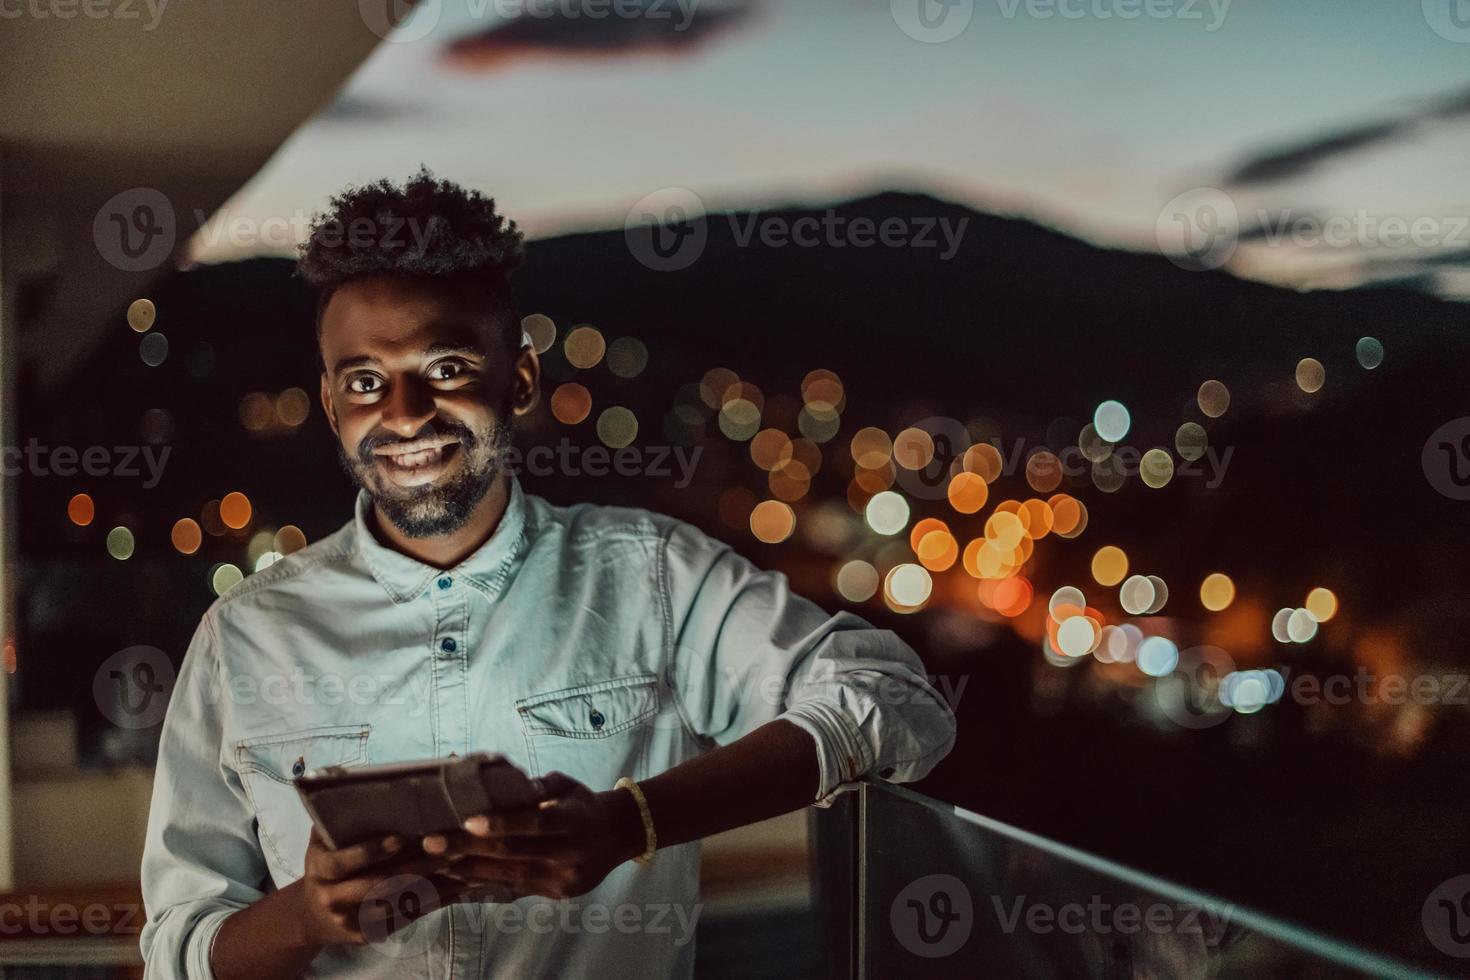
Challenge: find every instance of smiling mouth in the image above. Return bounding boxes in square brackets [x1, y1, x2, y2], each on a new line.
[371, 438, 463, 484]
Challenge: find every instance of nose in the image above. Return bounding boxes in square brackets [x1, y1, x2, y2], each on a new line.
[379, 375, 437, 438]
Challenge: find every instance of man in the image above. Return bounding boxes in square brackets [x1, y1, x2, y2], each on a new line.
[139, 169, 956, 979]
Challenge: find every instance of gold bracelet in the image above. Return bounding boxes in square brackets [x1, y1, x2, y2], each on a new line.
[614, 776, 657, 865]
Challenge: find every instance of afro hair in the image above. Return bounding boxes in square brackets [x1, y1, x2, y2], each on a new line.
[297, 166, 526, 351]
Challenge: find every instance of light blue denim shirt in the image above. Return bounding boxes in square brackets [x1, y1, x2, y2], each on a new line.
[139, 475, 956, 979]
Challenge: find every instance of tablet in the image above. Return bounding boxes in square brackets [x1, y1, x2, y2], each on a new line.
[295, 752, 546, 849]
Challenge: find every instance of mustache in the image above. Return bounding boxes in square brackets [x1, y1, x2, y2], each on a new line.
[356, 420, 478, 464]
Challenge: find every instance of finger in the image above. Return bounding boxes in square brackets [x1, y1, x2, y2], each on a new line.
[438, 855, 562, 887]
[538, 771, 580, 800]
[463, 805, 580, 838]
[312, 834, 406, 882]
[465, 836, 586, 863]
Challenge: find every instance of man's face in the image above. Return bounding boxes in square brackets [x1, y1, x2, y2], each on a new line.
[318, 275, 537, 538]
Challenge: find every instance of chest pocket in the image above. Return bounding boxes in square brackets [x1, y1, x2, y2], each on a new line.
[515, 674, 658, 786]
[235, 724, 370, 880]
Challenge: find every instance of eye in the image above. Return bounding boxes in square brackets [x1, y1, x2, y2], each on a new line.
[428, 358, 470, 382]
[346, 374, 383, 395]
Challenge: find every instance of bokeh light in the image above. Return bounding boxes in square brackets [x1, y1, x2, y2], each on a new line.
[219, 492, 252, 530]
[885, 563, 933, 609]
[1295, 357, 1325, 394]
[67, 493, 94, 527]
[1093, 400, 1130, 442]
[564, 325, 606, 369]
[171, 518, 202, 555]
[275, 388, 310, 427]
[597, 406, 639, 448]
[1287, 607, 1319, 643]
[521, 313, 556, 354]
[1200, 572, 1236, 612]
[1137, 636, 1179, 677]
[835, 560, 879, 602]
[139, 332, 169, 367]
[845, 429, 887, 472]
[1305, 587, 1338, 623]
[1119, 574, 1156, 616]
[1197, 380, 1230, 418]
[274, 526, 307, 554]
[239, 393, 274, 432]
[1139, 449, 1174, 489]
[551, 383, 593, 425]
[751, 429, 794, 471]
[865, 491, 910, 535]
[106, 526, 135, 561]
[947, 471, 989, 514]
[127, 298, 156, 333]
[1355, 337, 1383, 370]
[1175, 422, 1207, 462]
[606, 337, 649, 378]
[1091, 546, 1128, 587]
[750, 500, 796, 544]
[211, 563, 244, 596]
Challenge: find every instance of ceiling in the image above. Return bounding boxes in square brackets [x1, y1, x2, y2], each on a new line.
[0, 0, 395, 389]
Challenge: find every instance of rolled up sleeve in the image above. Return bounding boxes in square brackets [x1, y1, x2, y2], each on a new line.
[662, 520, 956, 805]
[140, 614, 267, 979]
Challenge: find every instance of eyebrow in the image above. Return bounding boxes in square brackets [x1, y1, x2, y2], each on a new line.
[329, 343, 486, 376]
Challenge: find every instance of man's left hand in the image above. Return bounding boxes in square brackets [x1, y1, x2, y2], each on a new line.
[421, 771, 645, 901]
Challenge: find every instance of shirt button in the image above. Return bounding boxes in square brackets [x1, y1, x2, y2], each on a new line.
[291, 756, 306, 778]
[589, 709, 605, 730]
[440, 637, 458, 654]
[437, 577, 453, 590]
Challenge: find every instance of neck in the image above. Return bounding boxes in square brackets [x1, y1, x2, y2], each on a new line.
[369, 473, 512, 570]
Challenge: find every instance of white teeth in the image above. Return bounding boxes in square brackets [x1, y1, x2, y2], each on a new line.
[387, 447, 442, 468]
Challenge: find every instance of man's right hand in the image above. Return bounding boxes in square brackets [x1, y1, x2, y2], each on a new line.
[211, 829, 466, 980]
[299, 827, 464, 945]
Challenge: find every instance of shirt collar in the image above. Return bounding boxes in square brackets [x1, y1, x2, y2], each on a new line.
[353, 474, 529, 604]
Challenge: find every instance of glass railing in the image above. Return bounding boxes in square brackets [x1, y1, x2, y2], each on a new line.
[810, 781, 1442, 980]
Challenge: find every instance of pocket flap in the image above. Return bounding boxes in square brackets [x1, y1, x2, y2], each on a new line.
[516, 674, 658, 738]
[235, 724, 370, 784]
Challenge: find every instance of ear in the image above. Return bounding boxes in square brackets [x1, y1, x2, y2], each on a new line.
[320, 372, 340, 438]
[511, 345, 541, 417]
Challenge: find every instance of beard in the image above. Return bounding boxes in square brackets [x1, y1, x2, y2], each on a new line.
[338, 400, 515, 539]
